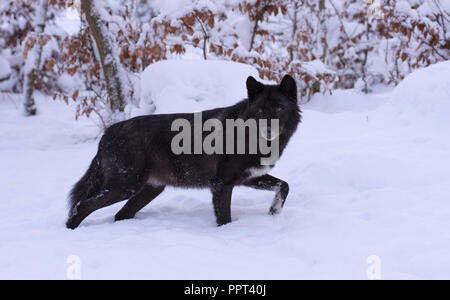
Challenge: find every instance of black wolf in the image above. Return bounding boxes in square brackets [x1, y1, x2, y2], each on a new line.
[66, 75, 301, 229]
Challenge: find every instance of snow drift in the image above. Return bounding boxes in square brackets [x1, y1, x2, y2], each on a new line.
[387, 60, 450, 131]
[138, 60, 259, 115]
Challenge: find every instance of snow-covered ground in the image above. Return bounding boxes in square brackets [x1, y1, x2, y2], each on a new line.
[0, 60, 449, 279]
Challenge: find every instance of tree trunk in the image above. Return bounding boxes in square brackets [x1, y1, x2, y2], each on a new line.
[23, 0, 48, 116]
[81, 0, 126, 113]
[289, 4, 299, 62]
[319, 0, 328, 62]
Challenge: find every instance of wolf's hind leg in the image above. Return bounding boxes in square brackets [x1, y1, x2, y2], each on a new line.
[115, 184, 165, 222]
[66, 185, 135, 230]
[242, 174, 289, 215]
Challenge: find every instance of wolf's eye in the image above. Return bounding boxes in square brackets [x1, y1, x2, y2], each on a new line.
[276, 107, 282, 113]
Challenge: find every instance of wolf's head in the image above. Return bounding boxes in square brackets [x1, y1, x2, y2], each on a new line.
[246, 75, 300, 141]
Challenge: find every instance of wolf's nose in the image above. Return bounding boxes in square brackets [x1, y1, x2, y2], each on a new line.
[261, 126, 273, 140]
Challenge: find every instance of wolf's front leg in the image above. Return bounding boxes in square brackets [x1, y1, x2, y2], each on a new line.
[210, 180, 234, 226]
[242, 174, 289, 215]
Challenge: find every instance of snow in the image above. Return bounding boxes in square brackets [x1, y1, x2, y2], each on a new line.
[299, 60, 335, 77]
[442, 0, 450, 12]
[387, 60, 450, 131]
[137, 60, 259, 115]
[1, 61, 450, 279]
[0, 55, 11, 80]
[152, 0, 218, 21]
[396, 1, 418, 19]
[304, 88, 388, 114]
[54, 8, 81, 36]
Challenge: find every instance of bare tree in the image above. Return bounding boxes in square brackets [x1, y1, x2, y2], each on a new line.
[81, 0, 127, 114]
[23, 0, 48, 116]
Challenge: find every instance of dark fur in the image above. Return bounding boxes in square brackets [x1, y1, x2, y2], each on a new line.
[66, 75, 301, 229]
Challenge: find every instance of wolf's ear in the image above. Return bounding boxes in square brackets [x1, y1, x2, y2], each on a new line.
[279, 75, 297, 100]
[246, 76, 263, 100]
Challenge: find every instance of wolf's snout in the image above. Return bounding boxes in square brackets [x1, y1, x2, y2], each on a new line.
[261, 126, 278, 141]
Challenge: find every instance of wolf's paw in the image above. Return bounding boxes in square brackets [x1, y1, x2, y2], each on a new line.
[66, 218, 80, 230]
[114, 210, 135, 222]
[269, 206, 282, 215]
[269, 194, 284, 215]
[216, 217, 232, 227]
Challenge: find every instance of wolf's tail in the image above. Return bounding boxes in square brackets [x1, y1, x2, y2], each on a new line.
[68, 153, 103, 217]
